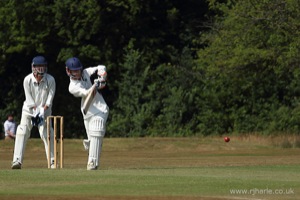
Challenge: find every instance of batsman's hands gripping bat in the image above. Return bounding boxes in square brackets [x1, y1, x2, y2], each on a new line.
[97, 67, 107, 89]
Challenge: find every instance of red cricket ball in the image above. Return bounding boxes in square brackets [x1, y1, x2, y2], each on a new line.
[224, 137, 230, 143]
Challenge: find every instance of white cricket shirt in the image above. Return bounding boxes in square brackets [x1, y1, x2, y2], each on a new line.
[68, 66, 109, 119]
[22, 73, 56, 115]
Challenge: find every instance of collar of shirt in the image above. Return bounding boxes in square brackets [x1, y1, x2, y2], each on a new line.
[32, 74, 46, 85]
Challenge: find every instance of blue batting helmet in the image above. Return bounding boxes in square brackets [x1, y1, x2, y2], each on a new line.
[65, 57, 83, 70]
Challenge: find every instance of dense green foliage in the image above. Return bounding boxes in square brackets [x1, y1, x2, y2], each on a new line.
[0, 0, 300, 137]
[198, 0, 300, 134]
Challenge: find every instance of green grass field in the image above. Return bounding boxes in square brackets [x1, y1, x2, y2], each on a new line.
[0, 136, 300, 200]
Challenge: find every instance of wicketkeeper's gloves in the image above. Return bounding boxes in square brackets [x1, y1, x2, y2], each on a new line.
[31, 107, 44, 127]
[31, 115, 43, 127]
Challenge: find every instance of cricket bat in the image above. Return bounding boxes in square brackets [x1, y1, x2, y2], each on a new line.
[82, 84, 97, 115]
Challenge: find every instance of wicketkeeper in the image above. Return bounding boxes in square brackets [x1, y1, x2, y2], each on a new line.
[11, 56, 56, 169]
[65, 57, 109, 170]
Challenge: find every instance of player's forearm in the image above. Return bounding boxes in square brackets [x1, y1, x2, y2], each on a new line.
[7, 131, 15, 137]
[24, 77, 36, 108]
[45, 89, 55, 107]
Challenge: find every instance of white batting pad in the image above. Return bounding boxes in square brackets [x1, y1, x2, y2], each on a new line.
[88, 116, 105, 137]
[88, 136, 103, 167]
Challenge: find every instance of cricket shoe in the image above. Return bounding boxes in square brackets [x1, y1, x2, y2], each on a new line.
[87, 161, 97, 170]
[83, 139, 90, 150]
[11, 161, 22, 169]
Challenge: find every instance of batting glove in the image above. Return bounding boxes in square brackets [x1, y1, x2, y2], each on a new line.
[94, 77, 106, 90]
[97, 65, 107, 80]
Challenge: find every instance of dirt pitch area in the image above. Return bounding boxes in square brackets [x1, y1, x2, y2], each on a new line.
[1, 135, 300, 200]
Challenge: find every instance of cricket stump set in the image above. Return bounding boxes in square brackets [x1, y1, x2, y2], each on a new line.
[47, 116, 64, 169]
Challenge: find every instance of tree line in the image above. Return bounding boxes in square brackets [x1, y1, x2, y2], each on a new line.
[0, 0, 299, 137]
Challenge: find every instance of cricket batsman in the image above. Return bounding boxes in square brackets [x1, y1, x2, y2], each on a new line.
[65, 57, 109, 170]
[11, 56, 56, 169]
